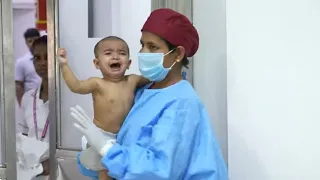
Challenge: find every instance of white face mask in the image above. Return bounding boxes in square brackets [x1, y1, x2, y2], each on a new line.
[138, 49, 176, 82]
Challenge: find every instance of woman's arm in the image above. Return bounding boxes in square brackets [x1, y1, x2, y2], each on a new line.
[18, 93, 29, 135]
[15, 59, 25, 105]
[100, 99, 206, 179]
[37, 159, 50, 176]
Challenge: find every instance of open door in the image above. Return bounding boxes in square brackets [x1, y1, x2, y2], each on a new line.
[47, 0, 151, 179]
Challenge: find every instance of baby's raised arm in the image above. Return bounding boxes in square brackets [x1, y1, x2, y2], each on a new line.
[58, 48, 98, 94]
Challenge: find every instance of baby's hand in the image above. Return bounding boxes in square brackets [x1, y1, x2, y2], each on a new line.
[57, 48, 68, 65]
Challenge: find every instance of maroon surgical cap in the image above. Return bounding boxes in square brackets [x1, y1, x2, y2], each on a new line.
[141, 8, 199, 57]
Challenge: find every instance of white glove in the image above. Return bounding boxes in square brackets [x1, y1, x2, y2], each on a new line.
[80, 146, 105, 171]
[70, 105, 116, 156]
[81, 136, 88, 150]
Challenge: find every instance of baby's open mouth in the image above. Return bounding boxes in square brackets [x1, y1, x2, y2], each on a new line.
[110, 62, 121, 69]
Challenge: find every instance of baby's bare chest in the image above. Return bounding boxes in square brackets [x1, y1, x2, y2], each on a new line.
[94, 81, 135, 106]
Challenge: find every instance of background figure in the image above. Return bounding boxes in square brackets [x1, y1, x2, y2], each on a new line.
[15, 28, 41, 105]
[17, 35, 50, 180]
[15, 28, 42, 134]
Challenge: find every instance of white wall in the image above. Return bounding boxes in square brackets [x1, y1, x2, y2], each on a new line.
[195, 0, 320, 179]
[193, 0, 228, 162]
[226, 0, 320, 179]
[58, 0, 150, 149]
[13, 7, 36, 60]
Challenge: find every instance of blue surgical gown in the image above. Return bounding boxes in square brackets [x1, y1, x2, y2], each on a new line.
[77, 80, 228, 180]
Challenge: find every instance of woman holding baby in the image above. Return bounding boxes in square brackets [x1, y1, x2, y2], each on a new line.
[73, 8, 228, 180]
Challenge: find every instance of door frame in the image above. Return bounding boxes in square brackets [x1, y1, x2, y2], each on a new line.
[0, 0, 17, 179]
[47, 0, 59, 179]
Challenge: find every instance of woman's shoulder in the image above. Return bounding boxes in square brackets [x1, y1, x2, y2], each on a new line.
[162, 82, 204, 112]
[137, 80, 203, 106]
[132, 80, 205, 118]
[169, 80, 202, 103]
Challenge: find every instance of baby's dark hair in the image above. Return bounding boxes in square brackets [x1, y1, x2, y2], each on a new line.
[31, 35, 47, 50]
[94, 36, 130, 58]
[163, 39, 189, 68]
[24, 28, 40, 39]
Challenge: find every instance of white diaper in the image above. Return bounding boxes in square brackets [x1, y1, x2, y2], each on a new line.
[80, 129, 116, 171]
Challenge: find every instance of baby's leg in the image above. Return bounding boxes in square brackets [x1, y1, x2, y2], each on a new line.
[92, 125, 117, 180]
[98, 170, 113, 180]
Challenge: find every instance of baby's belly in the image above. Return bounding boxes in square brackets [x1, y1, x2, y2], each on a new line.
[93, 109, 130, 134]
[93, 94, 134, 134]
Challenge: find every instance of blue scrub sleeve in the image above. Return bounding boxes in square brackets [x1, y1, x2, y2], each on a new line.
[76, 153, 99, 180]
[101, 99, 201, 179]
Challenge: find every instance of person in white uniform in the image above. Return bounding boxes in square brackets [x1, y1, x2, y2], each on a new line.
[17, 35, 50, 180]
[15, 28, 41, 105]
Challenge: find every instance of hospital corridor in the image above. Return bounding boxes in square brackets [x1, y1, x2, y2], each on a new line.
[0, 0, 320, 179]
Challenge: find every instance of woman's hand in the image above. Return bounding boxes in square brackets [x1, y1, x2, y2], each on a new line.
[38, 159, 50, 176]
[70, 105, 116, 156]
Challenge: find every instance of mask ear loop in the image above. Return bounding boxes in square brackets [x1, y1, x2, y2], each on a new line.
[164, 48, 176, 56]
[163, 47, 183, 70]
[165, 48, 178, 69]
[169, 59, 180, 69]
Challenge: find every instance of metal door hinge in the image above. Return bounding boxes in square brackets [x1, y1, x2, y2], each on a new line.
[0, 166, 7, 179]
